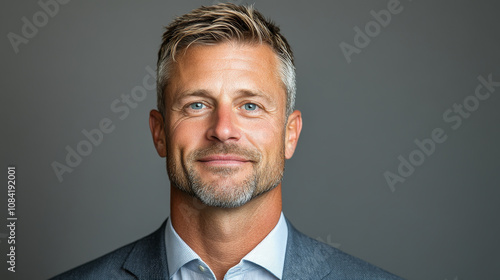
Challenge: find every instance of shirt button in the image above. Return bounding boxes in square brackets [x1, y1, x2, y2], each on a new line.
[198, 265, 206, 272]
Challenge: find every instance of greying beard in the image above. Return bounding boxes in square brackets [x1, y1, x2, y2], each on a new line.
[186, 164, 284, 208]
[187, 165, 256, 208]
[167, 143, 285, 208]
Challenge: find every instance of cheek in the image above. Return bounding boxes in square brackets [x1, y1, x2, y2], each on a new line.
[244, 120, 285, 156]
[168, 120, 207, 155]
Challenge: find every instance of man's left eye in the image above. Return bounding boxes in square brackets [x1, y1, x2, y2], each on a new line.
[243, 103, 258, 111]
[189, 102, 205, 110]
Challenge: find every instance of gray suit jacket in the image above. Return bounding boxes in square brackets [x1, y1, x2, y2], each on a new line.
[51, 218, 403, 279]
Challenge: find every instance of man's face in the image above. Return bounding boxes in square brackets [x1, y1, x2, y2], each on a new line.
[155, 42, 300, 208]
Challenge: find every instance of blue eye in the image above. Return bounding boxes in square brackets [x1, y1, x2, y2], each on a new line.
[189, 102, 205, 110]
[243, 103, 257, 111]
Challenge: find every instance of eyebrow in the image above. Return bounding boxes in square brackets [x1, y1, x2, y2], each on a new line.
[175, 88, 275, 104]
[234, 89, 274, 104]
[175, 89, 212, 99]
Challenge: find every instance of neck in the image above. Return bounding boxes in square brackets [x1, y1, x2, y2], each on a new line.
[170, 184, 282, 280]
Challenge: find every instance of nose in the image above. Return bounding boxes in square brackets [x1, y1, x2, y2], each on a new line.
[206, 105, 241, 142]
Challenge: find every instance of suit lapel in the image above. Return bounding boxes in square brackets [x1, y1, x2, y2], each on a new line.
[119, 218, 334, 279]
[283, 218, 333, 280]
[122, 220, 170, 279]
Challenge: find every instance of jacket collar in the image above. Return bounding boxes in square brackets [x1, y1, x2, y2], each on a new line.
[283, 218, 333, 280]
[120, 218, 333, 280]
[122, 220, 170, 279]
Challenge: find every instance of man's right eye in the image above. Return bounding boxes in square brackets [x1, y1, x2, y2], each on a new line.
[189, 102, 206, 110]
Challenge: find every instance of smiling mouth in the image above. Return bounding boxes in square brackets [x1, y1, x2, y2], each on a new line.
[197, 154, 253, 165]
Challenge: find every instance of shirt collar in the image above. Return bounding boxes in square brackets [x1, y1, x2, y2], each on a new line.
[165, 218, 201, 277]
[241, 212, 288, 278]
[165, 212, 288, 279]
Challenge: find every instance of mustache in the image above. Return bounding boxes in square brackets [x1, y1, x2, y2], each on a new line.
[191, 143, 261, 162]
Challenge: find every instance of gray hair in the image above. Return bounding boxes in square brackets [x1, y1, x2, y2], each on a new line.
[156, 3, 296, 117]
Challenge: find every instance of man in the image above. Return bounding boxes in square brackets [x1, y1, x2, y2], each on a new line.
[53, 3, 403, 279]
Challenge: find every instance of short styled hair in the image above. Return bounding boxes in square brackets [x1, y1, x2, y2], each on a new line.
[156, 3, 296, 117]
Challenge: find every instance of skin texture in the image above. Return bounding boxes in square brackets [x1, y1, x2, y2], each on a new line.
[149, 41, 302, 279]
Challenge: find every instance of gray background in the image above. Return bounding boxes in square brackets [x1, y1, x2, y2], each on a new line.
[1, 0, 499, 279]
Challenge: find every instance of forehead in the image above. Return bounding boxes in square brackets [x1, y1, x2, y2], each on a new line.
[165, 41, 285, 102]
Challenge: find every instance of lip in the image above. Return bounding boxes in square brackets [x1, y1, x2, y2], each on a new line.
[197, 154, 252, 165]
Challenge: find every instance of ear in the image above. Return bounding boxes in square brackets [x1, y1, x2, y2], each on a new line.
[149, 110, 167, 157]
[284, 110, 302, 159]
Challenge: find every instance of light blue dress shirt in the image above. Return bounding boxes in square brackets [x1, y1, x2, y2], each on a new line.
[165, 212, 288, 280]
